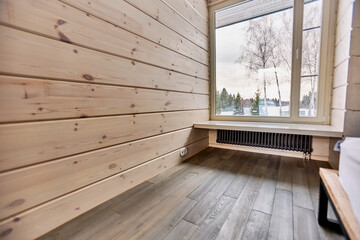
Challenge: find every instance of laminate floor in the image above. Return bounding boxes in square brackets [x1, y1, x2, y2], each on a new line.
[40, 148, 345, 240]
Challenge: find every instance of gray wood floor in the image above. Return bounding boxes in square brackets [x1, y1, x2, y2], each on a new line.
[40, 148, 345, 240]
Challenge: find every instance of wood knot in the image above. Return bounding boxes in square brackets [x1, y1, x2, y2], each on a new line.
[108, 163, 117, 169]
[82, 74, 94, 81]
[58, 31, 72, 43]
[0, 229, 12, 237]
[57, 19, 67, 25]
[8, 199, 25, 208]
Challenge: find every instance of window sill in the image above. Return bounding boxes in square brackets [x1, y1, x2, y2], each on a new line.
[194, 121, 343, 138]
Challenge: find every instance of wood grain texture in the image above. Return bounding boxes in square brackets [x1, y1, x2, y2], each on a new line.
[0, 0, 209, 237]
[0, 0, 208, 67]
[320, 168, 360, 240]
[268, 189, 293, 240]
[253, 157, 279, 214]
[0, 109, 208, 171]
[38, 149, 344, 240]
[276, 157, 293, 192]
[207, 0, 229, 7]
[293, 206, 321, 240]
[135, 198, 198, 240]
[190, 195, 236, 240]
[60, 0, 208, 69]
[215, 159, 269, 240]
[0, 25, 208, 82]
[223, 154, 257, 198]
[292, 162, 313, 210]
[186, 0, 208, 21]
[0, 128, 208, 220]
[241, 210, 271, 240]
[0, 139, 208, 240]
[39, 181, 154, 240]
[125, 0, 208, 50]
[343, 110, 360, 137]
[162, 0, 208, 34]
[0, 76, 208, 122]
[164, 220, 198, 240]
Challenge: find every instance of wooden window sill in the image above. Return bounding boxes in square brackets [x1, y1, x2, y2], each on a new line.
[194, 121, 343, 137]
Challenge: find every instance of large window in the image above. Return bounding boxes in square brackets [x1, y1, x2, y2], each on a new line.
[211, 0, 335, 123]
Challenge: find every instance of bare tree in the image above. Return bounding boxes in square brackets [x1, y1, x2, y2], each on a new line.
[301, 3, 321, 116]
[236, 13, 291, 116]
[236, 17, 278, 115]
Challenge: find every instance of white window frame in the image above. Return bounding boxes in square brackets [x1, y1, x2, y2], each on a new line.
[209, 0, 337, 124]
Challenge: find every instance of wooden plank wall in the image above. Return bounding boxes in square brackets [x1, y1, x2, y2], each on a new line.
[343, 0, 360, 137]
[0, 0, 209, 239]
[331, 0, 360, 136]
[329, 0, 359, 168]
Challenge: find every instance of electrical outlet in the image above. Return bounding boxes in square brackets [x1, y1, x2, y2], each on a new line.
[180, 147, 188, 157]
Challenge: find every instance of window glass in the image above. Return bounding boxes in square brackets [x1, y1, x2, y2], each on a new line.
[215, 4, 293, 117]
[299, 0, 322, 117]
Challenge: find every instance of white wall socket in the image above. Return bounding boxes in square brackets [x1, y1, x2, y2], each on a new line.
[180, 147, 188, 157]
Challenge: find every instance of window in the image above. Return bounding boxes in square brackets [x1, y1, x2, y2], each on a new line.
[210, 0, 335, 123]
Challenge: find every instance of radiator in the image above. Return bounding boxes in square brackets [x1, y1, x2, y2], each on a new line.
[216, 129, 313, 154]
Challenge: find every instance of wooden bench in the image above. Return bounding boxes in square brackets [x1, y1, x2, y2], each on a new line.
[318, 168, 360, 240]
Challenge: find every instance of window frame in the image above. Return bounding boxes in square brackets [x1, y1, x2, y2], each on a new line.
[209, 0, 337, 124]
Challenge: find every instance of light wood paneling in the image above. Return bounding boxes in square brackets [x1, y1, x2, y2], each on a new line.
[186, 0, 208, 21]
[332, 85, 347, 110]
[0, 110, 208, 171]
[336, 0, 355, 26]
[335, 3, 353, 45]
[350, 29, 360, 56]
[207, 0, 228, 7]
[61, 0, 208, 68]
[333, 60, 349, 88]
[348, 58, 360, 85]
[0, 25, 208, 81]
[331, 109, 345, 131]
[0, 128, 208, 220]
[320, 168, 360, 240]
[344, 110, 360, 136]
[0, 76, 208, 122]
[125, 0, 208, 50]
[0, 138, 209, 240]
[346, 83, 360, 110]
[0, 0, 209, 238]
[162, 0, 208, 34]
[353, 0, 360, 29]
[334, 31, 351, 67]
[0, 0, 208, 66]
[332, 0, 360, 137]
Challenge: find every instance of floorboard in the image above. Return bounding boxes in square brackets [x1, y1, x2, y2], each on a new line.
[241, 210, 271, 240]
[293, 205, 321, 240]
[40, 148, 345, 240]
[268, 189, 294, 240]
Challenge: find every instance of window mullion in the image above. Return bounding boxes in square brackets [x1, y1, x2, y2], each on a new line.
[290, 0, 304, 122]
